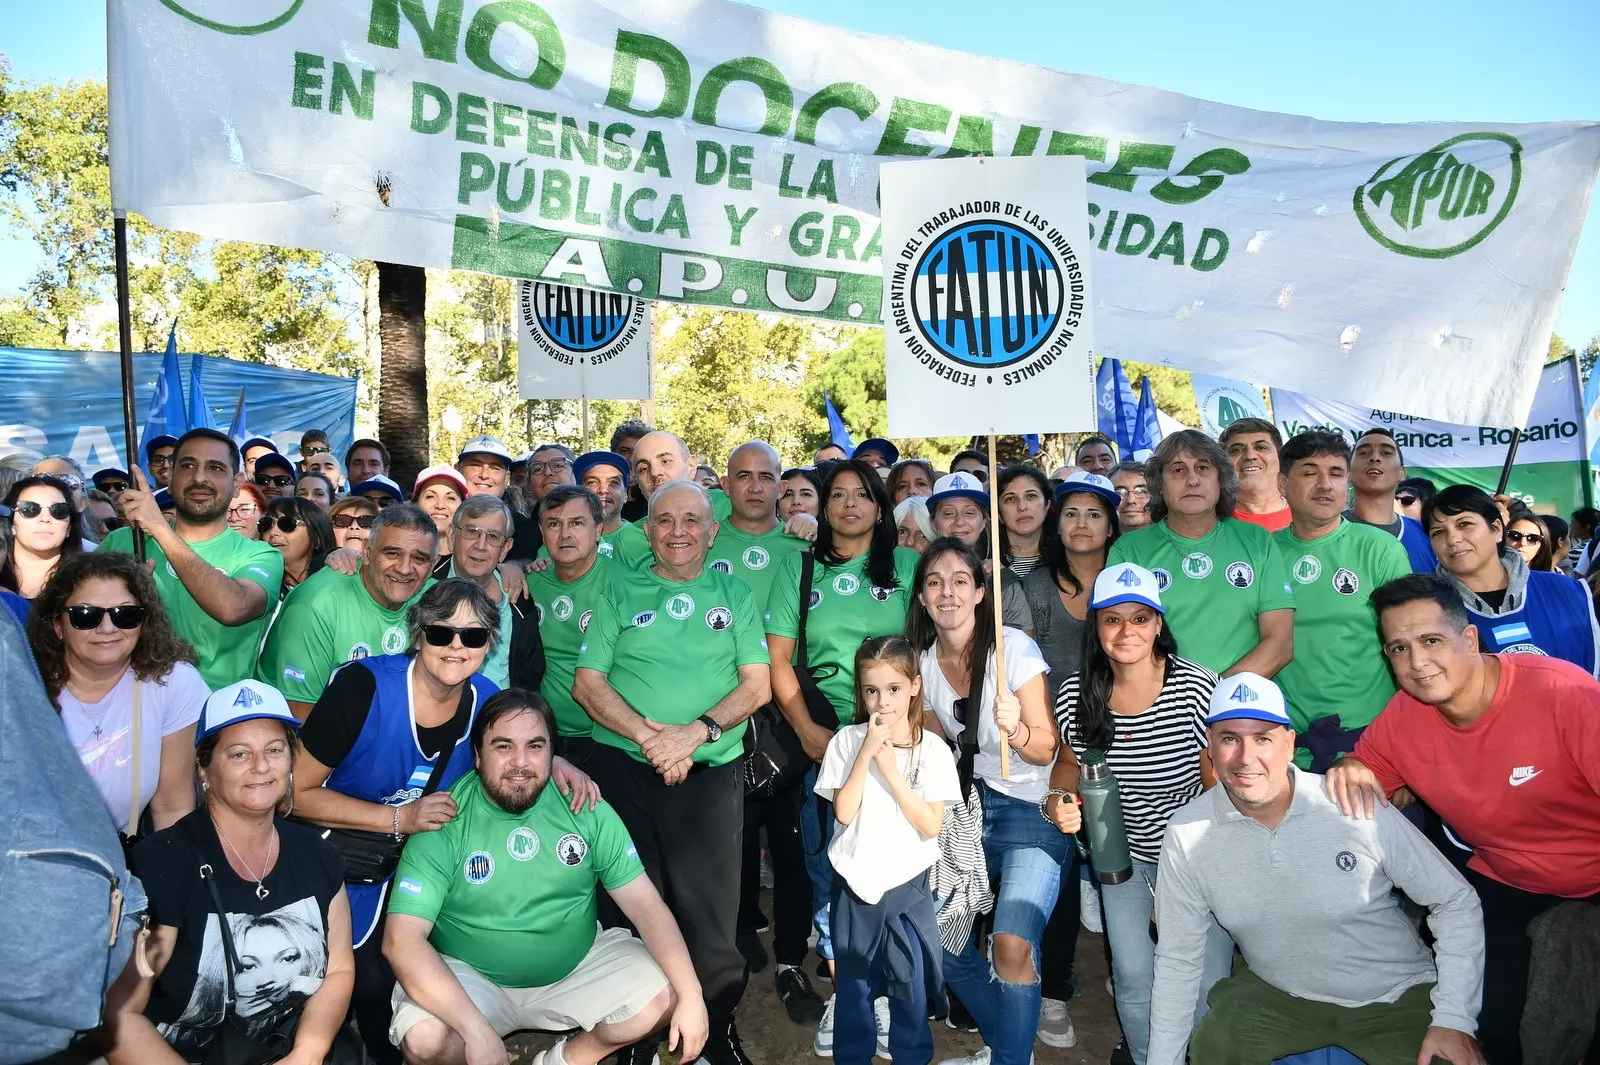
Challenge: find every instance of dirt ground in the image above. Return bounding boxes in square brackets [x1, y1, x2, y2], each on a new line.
[508, 891, 1122, 1065]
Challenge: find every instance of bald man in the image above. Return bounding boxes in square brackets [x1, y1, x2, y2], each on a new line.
[609, 432, 733, 568]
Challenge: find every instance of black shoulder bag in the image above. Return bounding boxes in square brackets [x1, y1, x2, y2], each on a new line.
[742, 550, 841, 797]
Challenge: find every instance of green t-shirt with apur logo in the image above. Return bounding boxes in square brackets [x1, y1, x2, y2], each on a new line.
[98, 526, 282, 691]
[388, 771, 644, 988]
[527, 555, 620, 738]
[256, 565, 432, 704]
[610, 489, 735, 570]
[1273, 519, 1412, 764]
[763, 547, 922, 727]
[1108, 518, 1295, 676]
[708, 523, 811, 613]
[578, 562, 767, 766]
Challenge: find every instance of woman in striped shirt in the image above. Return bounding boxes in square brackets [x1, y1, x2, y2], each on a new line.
[1044, 562, 1233, 1065]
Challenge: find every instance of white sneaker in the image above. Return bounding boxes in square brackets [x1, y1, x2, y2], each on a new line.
[1106, 975, 1115, 996]
[813, 994, 836, 1057]
[1080, 883, 1104, 934]
[873, 996, 891, 1059]
[936, 1049, 991, 1065]
[1036, 997, 1077, 1048]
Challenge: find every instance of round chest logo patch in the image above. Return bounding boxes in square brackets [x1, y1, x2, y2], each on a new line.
[463, 850, 495, 884]
[579, 609, 593, 633]
[1335, 850, 1357, 872]
[1332, 568, 1360, 595]
[556, 833, 588, 866]
[597, 541, 615, 557]
[382, 625, 408, 654]
[1224, 561, 1255, 588]
[706, 606, 733, 631]
[632, 610, 656, 628]
[710, 558, 732, 574]
[1499, 643, 1549, 656]
[1292, 555, 1322, 584]
[348, 642, 372, 661]
[666, 593, 695, 620]
[534, 602, 545, 625]
[1182, 553, 1213, 580]
[1151, 568, 1172, 592]
[744, 546, 770, 570]
[507, 828, 539, 861]
[552, 595, 574, 621]
[833, 573, 861, 596]
[807, 589, 824, 610]
[869, 585, 893, 602]
[166, 561, 178, 579]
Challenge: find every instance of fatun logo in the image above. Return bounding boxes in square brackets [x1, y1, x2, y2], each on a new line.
[1354, 133, 1522, 259]
[518, 282, 647, 375]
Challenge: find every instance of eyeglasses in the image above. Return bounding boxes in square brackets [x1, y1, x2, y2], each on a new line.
[332, 513, 377, 530]
[1115, 486, 1151, 500]
[423, 625, 491, 649]
[255, 474, 294, 487]
[374, 495, 398, 508]
[65, 604, 146, 630]
[1396, 494, 1419, 508]
[956, 469, 989, 483]
[258, 514, 306, 535]
[528, 459, 571, 475]
[228, 504, 260, 520]
[15, 500, 73, 521]
[148, 454, 173, 469]
[98, 481, 130, 494]
[301, 444, 330, 456]
[1505, 529, 1543, 546]
[459, 524, 506, 545]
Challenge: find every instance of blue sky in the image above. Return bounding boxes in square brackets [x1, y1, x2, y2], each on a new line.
[3, 0, 1597, 345]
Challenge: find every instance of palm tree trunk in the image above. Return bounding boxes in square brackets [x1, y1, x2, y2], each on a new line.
[377, 262, 429, 491]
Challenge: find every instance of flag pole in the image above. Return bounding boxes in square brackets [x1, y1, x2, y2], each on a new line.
[113, 210, 144, 564]
[986, 432, 1010, 780]
[581, 396, 591, 453]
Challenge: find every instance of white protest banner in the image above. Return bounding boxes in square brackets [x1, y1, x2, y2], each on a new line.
[1190, 374, 1270, 438]
[515, 281, 650, 400]
[880, 156, 1095, 438]
[1270, 358, 1592, 513]
[108, 0, 1600, 425]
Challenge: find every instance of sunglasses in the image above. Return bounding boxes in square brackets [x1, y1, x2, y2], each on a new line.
[332, 513, 377, 529]
[98, 481, 130, 494]
[65, 604, 146, 630]
[301, 444, 331, 455]
[423, 625, 491, 649]
[16, 500, 73, 521]
[1505, 529, 1543, 546]
[952, 696, 968, 727]
[258, 514, 306, 535]
[255, 474, 294, 487]
[1396, 494, 1419, 508]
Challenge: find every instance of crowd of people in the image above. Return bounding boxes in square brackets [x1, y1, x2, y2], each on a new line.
[2, 412, 1598, 1065]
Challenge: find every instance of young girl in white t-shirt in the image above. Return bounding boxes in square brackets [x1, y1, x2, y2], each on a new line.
[815, 635, 961, 1065]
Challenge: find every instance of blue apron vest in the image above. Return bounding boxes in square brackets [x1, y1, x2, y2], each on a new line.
[1468, 570, 1596, 674]
[323, 653, 499, 944]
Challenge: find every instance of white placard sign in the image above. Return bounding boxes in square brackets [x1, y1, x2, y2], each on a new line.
[516, 281, 651, 400]
[881, 157, 1096, 437]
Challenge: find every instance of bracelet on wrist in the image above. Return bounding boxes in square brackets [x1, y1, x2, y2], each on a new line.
[1038, 787, 1072, 824]
[393, 806, 403, 840]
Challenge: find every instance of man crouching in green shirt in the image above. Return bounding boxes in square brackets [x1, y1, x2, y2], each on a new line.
[385, 690, 707, 1065]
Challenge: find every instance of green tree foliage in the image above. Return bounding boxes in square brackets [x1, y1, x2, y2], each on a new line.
[806, 329, 968, 465]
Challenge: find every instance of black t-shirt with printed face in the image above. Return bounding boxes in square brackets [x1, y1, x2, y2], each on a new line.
[131, 810, 345, 1059]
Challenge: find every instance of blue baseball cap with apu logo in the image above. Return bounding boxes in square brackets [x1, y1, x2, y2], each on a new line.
[1205, 673, 1293, 728]
[1089, 563, 1164, 613]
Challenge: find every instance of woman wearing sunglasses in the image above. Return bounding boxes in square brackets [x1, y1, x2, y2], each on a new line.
[228, 483, 268, 540]
[261, 498, 336, 600]
[1, 474, 87, 601]
[288, 578, 599, 1064]
[328, 497, 380, 552]
[27, 552, 206, 844]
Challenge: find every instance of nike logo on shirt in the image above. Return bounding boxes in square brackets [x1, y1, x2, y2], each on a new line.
[1509, 766, 1542, 787]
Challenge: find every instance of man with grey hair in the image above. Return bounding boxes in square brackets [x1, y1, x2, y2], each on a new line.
[576, 479, 772, 1065]
[32, 455, 88, 512]
[447, 493, 544, 690]
[259, 502, 440, 718]
[1107, 429, 1295, 677]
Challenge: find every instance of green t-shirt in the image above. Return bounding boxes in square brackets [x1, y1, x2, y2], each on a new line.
[1273, 519, 1412, 764]
[578, 563, 767, 765]
[1108, 518, 1295, 675]
[534, 530, 622, 563]
[527, 555, 620, 738]
[708, 523, 811, 613]
[256, 565, 432, 703]
[763, 547, 922, 727]
[610, 489, 735, 570]
[97, 526, 282, 691]
[388, 771, 644, 988]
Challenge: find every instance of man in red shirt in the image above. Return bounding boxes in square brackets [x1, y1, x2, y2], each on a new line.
[1325, 573, 1600, 1064]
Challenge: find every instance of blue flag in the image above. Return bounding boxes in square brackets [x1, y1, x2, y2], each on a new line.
[187, 354, 216, 430]
[227, 387, 251, 444]
[825, 392, 856, 453]
[1095, 358, 1138, 454]
[1132, 378, 1161, 455]
[138, 321, 188, 473]
[1023, 434, 1041, 456]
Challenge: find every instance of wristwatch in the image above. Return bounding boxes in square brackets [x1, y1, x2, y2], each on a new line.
[697, 714, 723, 744]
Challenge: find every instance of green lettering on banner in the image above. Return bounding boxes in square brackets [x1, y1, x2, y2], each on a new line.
[1011, 126, 1042, 156]
[327, 63, 374, 119]
[1046, 132, 1107, 163]
[942, 115, 994, 158]
[464, 1, 565, 89]
[875, 98, 950, 157]
[728, 144, 755, 190]
[561, 119, 600, 164]
[696, 141, 728, 185]
[602, 123, 635, 170]
[526, 111, 557, 157]
[498, 161, 535, 212]
[456, 94, 488, 144]
[794, 83, 879, 145]
[606, 31, 690, 119]
[491, 102, 523, 146]
[1192, 227, 1229, 271]
[1150, 148, 1251, 205]
[411, 82, 451, 134]
[1148, 221, 1185, 265]
[367, 0, 462, 62]
[1089, 142, 1175, 192]
[291, 52, 324, 110]
[1115, 213, 1155, 255]
[725, 205, 758, 246]
[693, 57, 794, 138]
[458, 152, 494, 203]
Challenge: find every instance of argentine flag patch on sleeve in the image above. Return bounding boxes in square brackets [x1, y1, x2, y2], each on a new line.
[397, 878, 423, 895]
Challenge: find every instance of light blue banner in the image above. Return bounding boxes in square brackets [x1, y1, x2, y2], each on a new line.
[0, 348, 358, 472]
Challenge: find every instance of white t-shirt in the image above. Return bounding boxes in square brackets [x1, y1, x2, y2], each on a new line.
[815, 724, 961, 904]
[58, 663, 209, 833]
[922, 627, 1052, 801]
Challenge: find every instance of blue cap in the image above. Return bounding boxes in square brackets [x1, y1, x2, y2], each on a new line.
[254, 452, 297, 478]
[153, 488, 173, 508]
[1205, 673, 1293, 728]
[350, 475, 402, 501]
[1055, 471, 1121, 510]
[240, 437, 278, 454]
[1089, 563, 1164, 613]
[854, 438, 900, 465]
[92, 468, 130, 486]
[144, 434, 178, 457]
[928, 471, 989, 513]
[573, 450, 631, 487]
[196, 680, 302, 745]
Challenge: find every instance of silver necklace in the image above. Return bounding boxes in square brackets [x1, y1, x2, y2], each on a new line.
[215, 821, 277, 901]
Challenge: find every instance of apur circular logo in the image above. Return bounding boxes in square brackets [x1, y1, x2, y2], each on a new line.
[158, 0, 304, 34]
[1353, 133, 1521, 259]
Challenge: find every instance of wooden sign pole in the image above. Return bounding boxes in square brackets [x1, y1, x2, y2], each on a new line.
[986, 433, 1010, 780]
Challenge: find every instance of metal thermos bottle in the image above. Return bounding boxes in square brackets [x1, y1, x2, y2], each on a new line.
[1078, 750, 1133, 885]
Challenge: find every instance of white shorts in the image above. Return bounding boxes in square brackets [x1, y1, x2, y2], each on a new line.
[389, 927, 669, 1045]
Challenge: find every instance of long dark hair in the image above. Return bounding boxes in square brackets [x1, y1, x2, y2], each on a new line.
[904, 538, 996, 792]
[2, 474, 87, 593]
[996, 464, 1054, 565]
[1041, 487, 1121, 597]
[1074, 603, 1179, 751]
[814, 458, 900, 590]
[265, 497, 335, 579]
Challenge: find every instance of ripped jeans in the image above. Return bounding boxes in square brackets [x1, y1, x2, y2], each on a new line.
[942, 781, 1068, 1065]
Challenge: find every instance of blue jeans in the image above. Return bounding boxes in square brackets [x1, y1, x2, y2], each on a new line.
[1103, 858, 1234, 1064]
[834, 927, 935, 1065]
[800, 765, 835, 960]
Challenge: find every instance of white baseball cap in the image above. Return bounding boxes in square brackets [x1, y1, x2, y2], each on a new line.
[1089, 563, 1164, 613]
[1205, 673, 1293, 728]
[456, 435, 512, 464]
[196, 680, 301, 745]
[928, 471, 990, 512]
[1055, 471, 1121, 510]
